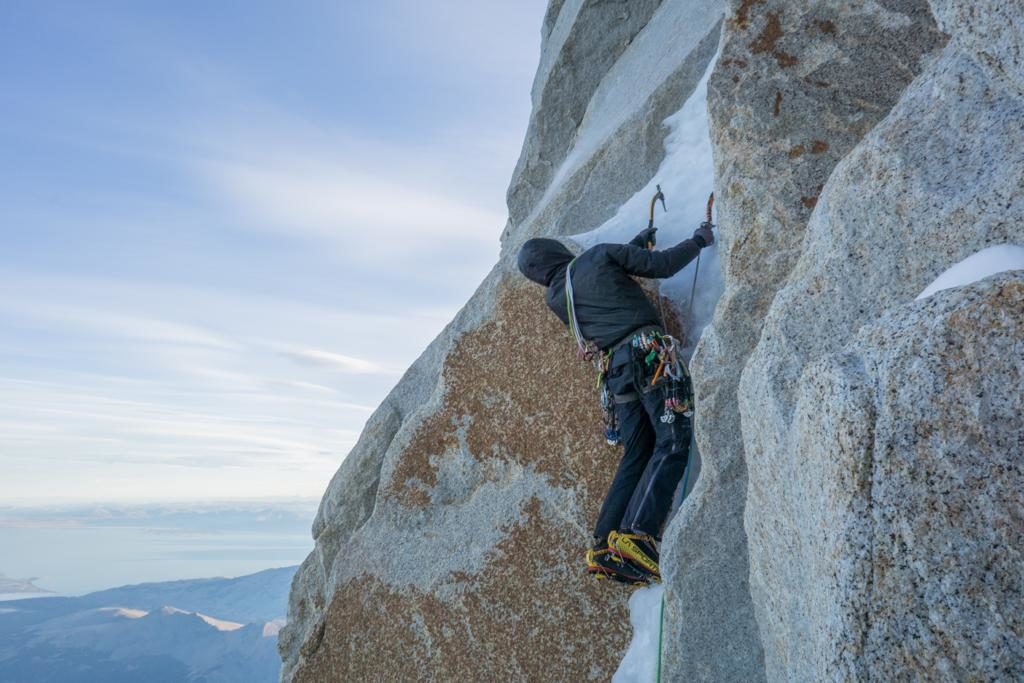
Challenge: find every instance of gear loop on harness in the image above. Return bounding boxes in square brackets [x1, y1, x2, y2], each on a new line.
[629, 329, 694, 424]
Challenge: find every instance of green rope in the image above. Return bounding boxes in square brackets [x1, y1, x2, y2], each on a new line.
[656, 439, 694, 682]
[679, 437, 693, 500]
[656, 592, 666, 683]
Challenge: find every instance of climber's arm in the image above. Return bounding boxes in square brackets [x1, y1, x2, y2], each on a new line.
[628, 227, 658, 248]
[605, 239, 701, 279]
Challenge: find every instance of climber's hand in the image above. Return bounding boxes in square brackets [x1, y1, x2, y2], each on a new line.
[637, 227, 658, 249]
[693, 222, 715, 248]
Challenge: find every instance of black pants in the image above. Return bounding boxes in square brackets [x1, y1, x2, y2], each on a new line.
[593, 343, 692, 541]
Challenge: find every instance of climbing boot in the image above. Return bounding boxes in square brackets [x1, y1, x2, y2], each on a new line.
[585, 543, 649, 586]
[609, 531, 660, 581]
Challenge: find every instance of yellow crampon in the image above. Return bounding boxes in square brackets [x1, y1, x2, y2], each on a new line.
[609, 531, 661, 580]
[585, 547, 648, 586]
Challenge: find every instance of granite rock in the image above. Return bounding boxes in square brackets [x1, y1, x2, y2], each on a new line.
[738, 0, 1024, 678]
[760, 275, 1024, 681]
[661, 1, 944, 680]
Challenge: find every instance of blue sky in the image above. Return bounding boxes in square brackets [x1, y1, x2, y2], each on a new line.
[0, 1, 547, 502]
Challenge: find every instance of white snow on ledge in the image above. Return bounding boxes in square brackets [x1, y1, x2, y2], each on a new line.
[917, 244, 1024, 300]
[574, 49, 723, 352]
[613, 584, 665, 683]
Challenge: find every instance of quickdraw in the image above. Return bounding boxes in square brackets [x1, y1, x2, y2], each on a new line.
[597, 351, 620, 445]
[631, 330, 694, 425]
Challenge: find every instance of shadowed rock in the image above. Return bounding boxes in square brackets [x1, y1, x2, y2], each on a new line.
[661, 1, 944, 680]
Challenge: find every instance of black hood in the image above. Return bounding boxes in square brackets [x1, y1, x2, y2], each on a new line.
[517, 238, 573, 286]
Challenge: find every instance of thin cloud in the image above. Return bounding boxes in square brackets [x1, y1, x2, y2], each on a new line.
[0, 2, 544, 502]
[267, 379, 338, 395]
[279, 347, 394, 375]
[0, 300, 238, 350]
[200, 155, 504, 257]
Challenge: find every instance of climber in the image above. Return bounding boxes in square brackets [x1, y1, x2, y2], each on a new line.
[517, 220, 714, 585]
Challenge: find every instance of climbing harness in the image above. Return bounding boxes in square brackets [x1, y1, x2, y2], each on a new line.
[587, 328, 696, 447]
[630, 330, 694, 424]
[564, 182, 700, 446]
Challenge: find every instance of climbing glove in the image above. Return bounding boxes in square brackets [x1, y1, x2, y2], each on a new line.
[634, 227, 658, 249]
[692, 222, 715, 248]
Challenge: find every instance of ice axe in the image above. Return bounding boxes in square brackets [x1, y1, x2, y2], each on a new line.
[688, 191, 715, 319]
[647, 184, 667, 249]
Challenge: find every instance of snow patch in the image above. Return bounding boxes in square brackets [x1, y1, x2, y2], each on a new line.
[198, 613, 245, 632]
[916, 244, 1024, 300]
[159, 605, 189, 616]
[262, 618, 287, 637]
[612, 584, 666, 683]
[574, 52, 723, 352]
[99, 607, 148, 619]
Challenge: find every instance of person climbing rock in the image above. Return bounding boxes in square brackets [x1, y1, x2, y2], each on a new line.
[517, 221, 714, 585]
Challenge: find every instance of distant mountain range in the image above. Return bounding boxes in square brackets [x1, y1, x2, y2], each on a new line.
[0, 572, 55, 600]
[0, 566, 296, 683]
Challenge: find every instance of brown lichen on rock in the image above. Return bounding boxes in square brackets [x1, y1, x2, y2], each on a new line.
[774, 51, 798, 67]
[387, 281, 613, 506]
[749, 12, 798, 68]
[788, 144, 805, 158]
[815, 19, 836, 34]
[750, 12, 784, 55]
[810, 140, 830, 154]
[801, 183, 825, 209]
[734, 0, 768, 31]
[773, 91, 783, 116]
[292, 496, 630, 682]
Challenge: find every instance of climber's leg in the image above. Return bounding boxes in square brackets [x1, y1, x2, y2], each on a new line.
[592, 396, 655, 543]
[620, 388, 692, 539]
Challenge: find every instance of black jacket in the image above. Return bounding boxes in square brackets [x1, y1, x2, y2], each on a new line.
[517, 231, 702, 350]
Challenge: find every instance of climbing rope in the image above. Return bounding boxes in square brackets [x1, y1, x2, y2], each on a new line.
[565, 258, 619, 444]
[564, 258, 595, 360]
[656, 592, 666, 683]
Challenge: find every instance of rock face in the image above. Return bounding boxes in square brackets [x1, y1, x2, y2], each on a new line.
[278, 2, 724, 681]
[766, 275, 1024, 681]
[282, 0, 1024, 680]
[661, 1, 946, 680]
[736, 0, 1024, 678]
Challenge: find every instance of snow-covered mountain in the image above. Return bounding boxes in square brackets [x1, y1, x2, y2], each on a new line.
[0, 567, 294, 683]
